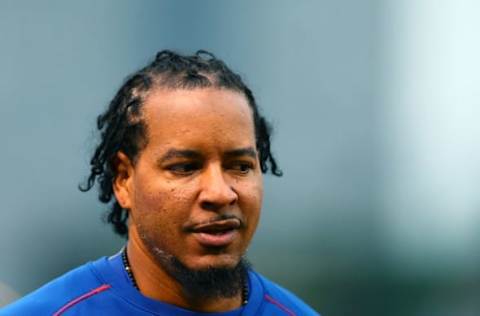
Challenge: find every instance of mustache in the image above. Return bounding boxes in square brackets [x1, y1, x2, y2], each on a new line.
[183, 213, 245, 232]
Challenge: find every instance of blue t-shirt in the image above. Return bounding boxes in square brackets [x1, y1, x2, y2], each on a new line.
[1, 252, 319, 315]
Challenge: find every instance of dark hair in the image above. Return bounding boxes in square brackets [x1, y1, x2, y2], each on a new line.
[80, 50, 282, 237]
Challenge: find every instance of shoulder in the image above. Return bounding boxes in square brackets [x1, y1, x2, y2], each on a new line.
[252, 271, 320, 316]
[0, 259, 110, 316]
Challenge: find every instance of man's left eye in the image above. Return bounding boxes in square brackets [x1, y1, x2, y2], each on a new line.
[229, 162, 254, 174]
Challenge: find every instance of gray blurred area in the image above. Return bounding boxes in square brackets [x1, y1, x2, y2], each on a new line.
[1, 1, 479, 315]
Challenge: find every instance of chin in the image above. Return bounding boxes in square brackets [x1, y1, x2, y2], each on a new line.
[166, 253, 250, 300]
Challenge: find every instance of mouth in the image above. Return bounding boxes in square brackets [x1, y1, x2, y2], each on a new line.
[189, 219, 241, 248]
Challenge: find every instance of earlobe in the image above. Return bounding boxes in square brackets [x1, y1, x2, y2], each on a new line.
[113, 151, 134, 210]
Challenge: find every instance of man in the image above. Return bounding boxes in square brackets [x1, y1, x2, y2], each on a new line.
[1, 50, 319, 315]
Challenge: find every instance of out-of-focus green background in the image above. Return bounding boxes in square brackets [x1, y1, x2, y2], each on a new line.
[1, 1, 479, 315]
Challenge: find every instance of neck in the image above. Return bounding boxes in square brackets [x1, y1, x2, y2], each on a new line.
[126, 226, 244, 312]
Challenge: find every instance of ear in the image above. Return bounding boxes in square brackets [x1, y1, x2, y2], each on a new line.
[112, 151, 135, 210]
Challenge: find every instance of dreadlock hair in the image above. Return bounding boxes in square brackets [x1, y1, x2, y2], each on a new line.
[79, 50, 282, 237]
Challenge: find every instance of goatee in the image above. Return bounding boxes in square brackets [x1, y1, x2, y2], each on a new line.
[163, 256, 251, 300]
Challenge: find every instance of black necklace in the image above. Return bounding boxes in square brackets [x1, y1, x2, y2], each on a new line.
[121, 247, 249, 306]
[121, 247, 140, 290]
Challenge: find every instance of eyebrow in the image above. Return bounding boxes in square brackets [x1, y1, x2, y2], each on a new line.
[224, 147, 258, 159]
[158, 147, 257, 164]
[158, 149, 203, 164]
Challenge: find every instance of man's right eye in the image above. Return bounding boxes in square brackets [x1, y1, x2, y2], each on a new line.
[166, 162, 200, 175]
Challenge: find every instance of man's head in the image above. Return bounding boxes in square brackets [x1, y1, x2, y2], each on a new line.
[80, 50, 282, 299]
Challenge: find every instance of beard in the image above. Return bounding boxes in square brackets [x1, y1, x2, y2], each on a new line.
[138, 229, 250, 301]
[163, 255, 250, 301]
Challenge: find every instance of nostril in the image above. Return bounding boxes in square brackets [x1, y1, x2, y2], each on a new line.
[201, 201, 220, 212]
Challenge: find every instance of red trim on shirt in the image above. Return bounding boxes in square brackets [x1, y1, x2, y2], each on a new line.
[265, 294, 296, 316]
[53, 284, 111, 316]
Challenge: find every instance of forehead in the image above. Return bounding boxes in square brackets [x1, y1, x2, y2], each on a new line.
[141, 88, 255, 150]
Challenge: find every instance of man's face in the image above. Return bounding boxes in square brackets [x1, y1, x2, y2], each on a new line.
[119, 88, 263, 271]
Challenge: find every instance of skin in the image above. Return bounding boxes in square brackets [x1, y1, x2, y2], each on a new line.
[113, 87, 263, 312]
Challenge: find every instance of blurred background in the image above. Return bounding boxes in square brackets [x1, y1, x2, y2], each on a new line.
[1, 0, 479, 315]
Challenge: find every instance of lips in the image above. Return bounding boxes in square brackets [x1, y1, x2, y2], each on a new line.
[190, 218, 241, 247]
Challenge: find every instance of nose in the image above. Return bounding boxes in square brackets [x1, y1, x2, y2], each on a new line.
[198, 164, 238, 212]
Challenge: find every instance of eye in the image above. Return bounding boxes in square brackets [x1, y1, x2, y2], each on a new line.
[229, 161, 254, 174]
[167, 162, 201, 175]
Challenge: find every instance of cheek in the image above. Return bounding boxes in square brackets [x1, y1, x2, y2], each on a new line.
[133, 183, 168, 215]
[246, 174, 263, 203]
[238, 179, 263, 223]
[131, 185, 186, 252]
[132, 180, 194, 227]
